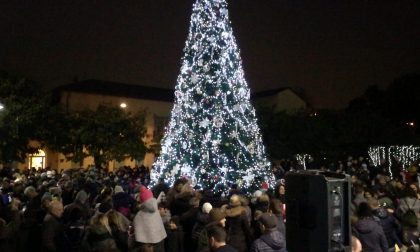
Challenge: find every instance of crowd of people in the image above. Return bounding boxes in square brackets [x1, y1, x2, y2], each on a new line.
[0, 156, 418, 252]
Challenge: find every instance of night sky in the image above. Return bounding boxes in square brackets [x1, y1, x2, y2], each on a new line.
[1, 1, 419, 108]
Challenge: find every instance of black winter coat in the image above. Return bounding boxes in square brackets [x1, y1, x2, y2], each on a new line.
[225, 206, 253, 252]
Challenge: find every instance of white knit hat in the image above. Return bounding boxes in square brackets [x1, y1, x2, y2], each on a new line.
[202, 202, 213, 214]
[114, 185, 124, 194]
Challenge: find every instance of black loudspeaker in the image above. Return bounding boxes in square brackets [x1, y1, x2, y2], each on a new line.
[285, 170, 352, 252]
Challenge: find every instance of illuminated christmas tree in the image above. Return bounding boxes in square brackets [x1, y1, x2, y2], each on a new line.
[151, 0, 273, 193]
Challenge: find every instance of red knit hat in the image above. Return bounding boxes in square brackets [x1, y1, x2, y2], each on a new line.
[138, 186, 153, 203]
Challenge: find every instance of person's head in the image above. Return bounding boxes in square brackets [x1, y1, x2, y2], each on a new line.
[239, 195, 249, 207]
[209, 208, 226, 227]
[269, 198, 283, 214]
[207, 225, 227, 249]
[114, 185, 124, 194]
[158, 202, 169, 216]
[173, 179, 185, 193]
[357, 202, 372, 218]
[257, 212, 277, 232]
[202, 202, 213, 214]
[106, 210, 124, 231]
[279, 185, 285, 195]
[138, 186, 153, 203]
[354, 184, 364, 195]
[409, 183, 419, 194]
[364, 190, 373, 200]
[189, 197, 200, 208]
[229, 194, 241, 207]
[48, 200, 64, 218]
[91, 213, 111, 233]
[74, 190, 89, 205]
[395, 180, 405, 190]
[41, 192, 53, 209]
[367, 198, 380, 210]
[24, 186, 38, 199]
[169, 216, 180, 230]
[351, 236, 362, 252]
[402, 187, 417, 198]
[378, 176, 387, 186]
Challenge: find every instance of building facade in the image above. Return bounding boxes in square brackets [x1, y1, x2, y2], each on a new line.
[17, 80, 306, 171]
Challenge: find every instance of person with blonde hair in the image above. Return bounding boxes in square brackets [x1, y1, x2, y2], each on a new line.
[42, 200, 65, 252]
[83, 213, 118, 251]
[107, 209, 130, 251]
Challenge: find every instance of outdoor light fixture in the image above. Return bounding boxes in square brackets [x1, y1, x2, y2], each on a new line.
[0, 102, 4, 110]
[120, 103, 127, 108]
[406, 121, 415, 127]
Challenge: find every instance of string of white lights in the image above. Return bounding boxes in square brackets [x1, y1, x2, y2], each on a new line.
[151, 0, 273, 193]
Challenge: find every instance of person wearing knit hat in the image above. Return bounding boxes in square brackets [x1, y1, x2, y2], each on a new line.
[138, 186, 154, 203]
[195, 208, 227, 252]
[251, 212, 286, 252]
[112, 185, 133, 218]
[114, 185, 124, 194]
[133, 186, 167, 249]
[202, 202, 213, 214]
[224, 194, 252, 252]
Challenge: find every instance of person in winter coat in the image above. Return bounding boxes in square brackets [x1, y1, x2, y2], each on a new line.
[368, 198, 402, 250]
[83, 212, 118, 252]
[63, 190, 91, 224]
[165, 215, 185, 252]
[353, 202, 388, 252]
[269, 199, 286, 238]
[112, 185, 135, 218]
[107, 209, 129, 252]
[0, 197, 21, 252]
[133, 186, 167, 251]
[171, 183, 194, 216]
[396, 187, 420, 246]
[180, 196, 200, 252]
[42, 200, 65, 252]
[250, 213, 286, 252]
[158, 202, 172, 227]
[224, 194, 253, 252]
[207, 225, 237, 252]
[196, 208, 227, 252]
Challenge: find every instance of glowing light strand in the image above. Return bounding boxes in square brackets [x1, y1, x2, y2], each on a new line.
[151, 0, 273, 193]
[368, 145, 420, 177]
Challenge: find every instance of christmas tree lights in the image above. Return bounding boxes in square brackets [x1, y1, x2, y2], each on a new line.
[368, 145, 420, 176]
[151, 0, 273, 193]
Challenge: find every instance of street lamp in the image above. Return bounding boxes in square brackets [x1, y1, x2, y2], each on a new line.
[0, 102, 4, 111]
[120, 102, 127, 109]
[406, 121, 415, 127]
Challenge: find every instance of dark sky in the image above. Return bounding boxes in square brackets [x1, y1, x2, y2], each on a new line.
[1, 0, 419, 108]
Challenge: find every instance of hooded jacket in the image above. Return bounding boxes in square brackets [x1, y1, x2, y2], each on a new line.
[353, 218, 388, 252]
[372, 207, 402, 247]
[250, 229, 286, 252]
[134, 197, 167, 243]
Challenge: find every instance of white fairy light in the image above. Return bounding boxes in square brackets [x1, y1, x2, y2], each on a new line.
[151, 0, 273, 193]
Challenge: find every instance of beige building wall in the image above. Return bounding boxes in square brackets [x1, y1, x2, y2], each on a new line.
[60, 91, 173, 170]
[14, 92, 173, 171]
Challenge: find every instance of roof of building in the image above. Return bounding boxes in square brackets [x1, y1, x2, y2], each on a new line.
[251, 87, 291, 99]
[55, 79, 175, 102]
[55, 79, 301, 103]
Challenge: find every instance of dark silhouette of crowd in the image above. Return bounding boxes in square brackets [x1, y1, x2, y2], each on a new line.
[0, 155, 418, 252]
